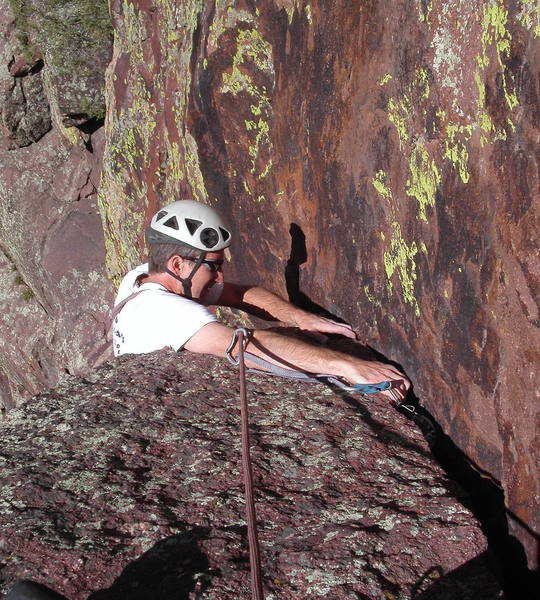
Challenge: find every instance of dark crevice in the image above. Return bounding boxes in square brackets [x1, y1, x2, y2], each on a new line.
[428, 418, 539, 599]
[64, 115, 104, 137]
[28, 59, 45, 75]
[285, 222, 539, 598]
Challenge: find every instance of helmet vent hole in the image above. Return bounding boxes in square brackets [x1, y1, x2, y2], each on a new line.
[219, 227, 231, 242]
[200, 228, 219, 248]
[156, 210, 167, 220]
[164, 216, 179, 230]
[185, 218, 202, 235]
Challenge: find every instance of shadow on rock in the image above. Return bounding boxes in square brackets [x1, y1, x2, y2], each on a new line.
[88, 529, 219, 600]
[6, 580, 68, 600]
[410, 552, 503, 599]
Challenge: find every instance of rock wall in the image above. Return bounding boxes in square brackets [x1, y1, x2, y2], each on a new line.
[0, 350, 500, 599]
[96, 0, 539, 568]
[0, 0, 114, 409]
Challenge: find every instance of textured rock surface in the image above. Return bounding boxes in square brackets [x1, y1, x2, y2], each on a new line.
[0, 126, 114, 410]
[0, 350, 502, 599]
[0, 2, 50, 149]
[0, 0, 114, 410]
[6, 0, 112, 125]
[97, 0, 540, 566]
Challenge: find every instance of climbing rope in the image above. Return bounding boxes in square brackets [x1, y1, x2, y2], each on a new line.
[231, 328, 436, 598]
[237, 329, 265, 600]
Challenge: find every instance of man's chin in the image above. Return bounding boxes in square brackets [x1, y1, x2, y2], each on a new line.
[196, 284, 212, 302]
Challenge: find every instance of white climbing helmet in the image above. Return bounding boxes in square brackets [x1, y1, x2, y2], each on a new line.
[145, 199, 232, 251]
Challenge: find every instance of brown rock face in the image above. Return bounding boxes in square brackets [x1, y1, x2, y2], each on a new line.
[0, 0, 114, 409]
[97, 0, 539, 568]
[0, 127, 113, 410]
[0, 350, 500, 599]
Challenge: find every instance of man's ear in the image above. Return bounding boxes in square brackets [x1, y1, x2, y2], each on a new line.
[168, 254, 184, 273]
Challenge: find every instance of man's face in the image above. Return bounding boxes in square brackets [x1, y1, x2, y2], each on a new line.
[179, 250, 225, 301]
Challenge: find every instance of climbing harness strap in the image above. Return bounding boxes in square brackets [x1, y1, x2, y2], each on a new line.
[110, 289, 146, 323]
[236, 329, 265, 600]
[226, 328, 395, 396]
[108, 289, 149, 341]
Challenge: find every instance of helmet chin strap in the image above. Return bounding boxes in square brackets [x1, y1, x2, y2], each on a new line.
[166, 252, 206, 299]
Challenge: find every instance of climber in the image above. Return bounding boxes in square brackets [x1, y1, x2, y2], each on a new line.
[112, 200, 410, 400]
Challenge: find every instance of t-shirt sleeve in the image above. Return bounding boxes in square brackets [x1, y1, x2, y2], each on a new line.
[115, 290, 218, 356]
[156, 295, 218, 351]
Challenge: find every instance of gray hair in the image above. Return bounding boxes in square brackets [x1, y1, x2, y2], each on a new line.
[147, 243, 200, 273]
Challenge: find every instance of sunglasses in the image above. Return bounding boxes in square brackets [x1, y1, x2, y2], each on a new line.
[181, 256, 224, 273]
[201, 259, 223, 273]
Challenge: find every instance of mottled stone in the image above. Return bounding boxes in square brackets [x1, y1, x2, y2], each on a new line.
[0, 127, 114, 411]
[1, 63, 51, 147]
[0, 1, 50, 148]
[8, 0, 113, 124]
[97, 0, 540, 566]
[0, 350, 499, 599]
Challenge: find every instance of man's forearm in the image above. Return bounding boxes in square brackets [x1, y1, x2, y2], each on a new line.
[248, 328, 350, 377]
[245, 329, 408, 394]
[184, 322, 410, 399]
[221, 283, 358, 340]
[241, 286, 306, 324]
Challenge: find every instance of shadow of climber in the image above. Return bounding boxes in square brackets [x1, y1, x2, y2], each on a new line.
[410, 552, 504, 599]
[88, 530, 218, 600]
[6, 581, 68, 600]
[285, 222, 350, 324]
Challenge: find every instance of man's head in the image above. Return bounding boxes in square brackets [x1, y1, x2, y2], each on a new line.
[145, 200, 231, 299]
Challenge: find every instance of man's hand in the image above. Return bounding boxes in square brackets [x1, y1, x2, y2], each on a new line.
[295, 312, 358, 341]
[343, 358, 411, 402]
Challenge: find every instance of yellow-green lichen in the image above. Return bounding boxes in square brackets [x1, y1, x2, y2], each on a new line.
[387, 97, 411, 149]
[406, 142, 441, 222]
[442, 123, 472, 184]
[415, 68, 430, 100]
[417, 0, 433, 23]
[207, 1, 254, 50]
[363, 285, 380, 305]
[185, 132, 209, 202]
[280, 0, 302, 25]
[516, 0, 540, 37]
[476, 0, 519, 111]
[305, 4, 313, 24]
[383, 222, 420, 316]
[379, 74, 392, 86]
[221, 27, 274, 178]
[372, 170, 393, 200]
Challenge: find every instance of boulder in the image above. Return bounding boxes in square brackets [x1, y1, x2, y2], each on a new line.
[0, 349, 500, 599]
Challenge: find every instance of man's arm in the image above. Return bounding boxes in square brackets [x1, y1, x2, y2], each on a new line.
[217, 283, 358, 340]
[183, 322, 410, 400]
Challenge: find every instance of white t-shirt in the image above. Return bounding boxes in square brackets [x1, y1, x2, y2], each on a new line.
[112, 263, 223, 357]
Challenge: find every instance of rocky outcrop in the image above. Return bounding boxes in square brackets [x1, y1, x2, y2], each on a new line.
[0, 0, 114, 410]
[0, 0, 537, 573]
[97, 1, 540, 567]
[0, 349, 502, 599]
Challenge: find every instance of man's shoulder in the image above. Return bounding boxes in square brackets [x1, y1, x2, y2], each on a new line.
[115, 263, 149, 305]
[123, 284, 211, 318]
